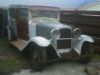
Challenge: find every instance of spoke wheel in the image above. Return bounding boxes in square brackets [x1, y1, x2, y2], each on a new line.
[29, 43, 47, 71]
[32, 48, 42, 68]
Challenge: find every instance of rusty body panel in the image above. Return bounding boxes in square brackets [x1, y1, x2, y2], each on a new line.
[17, 20, 29, 40]
[9, 7, 29, 40]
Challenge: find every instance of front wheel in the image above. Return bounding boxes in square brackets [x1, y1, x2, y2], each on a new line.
[78, 42, 93, 63]
[29, 43, 47, 71]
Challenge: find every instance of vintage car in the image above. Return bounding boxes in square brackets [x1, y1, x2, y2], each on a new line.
[6, 5, 94, 71]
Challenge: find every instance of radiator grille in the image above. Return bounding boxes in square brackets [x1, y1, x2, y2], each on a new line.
[57, 39, 71, 49]
[60, 28, 72, 38]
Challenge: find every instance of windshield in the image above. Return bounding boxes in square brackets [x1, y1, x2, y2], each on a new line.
[30, 10, 59, 19]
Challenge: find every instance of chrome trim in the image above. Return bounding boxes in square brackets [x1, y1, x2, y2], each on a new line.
[58, 38, 73, 40]
[59, 28, 72, 38]
[51, 28, 60, 39]
[73, 28, 81, 38]
[57, 49, 71, 53]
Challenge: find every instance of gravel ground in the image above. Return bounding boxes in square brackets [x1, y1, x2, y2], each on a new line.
[13, 62, 87, 75]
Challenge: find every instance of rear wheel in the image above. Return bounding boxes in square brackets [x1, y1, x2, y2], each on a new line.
[78, 42, 93, 63]
[29, 43, 47, 71]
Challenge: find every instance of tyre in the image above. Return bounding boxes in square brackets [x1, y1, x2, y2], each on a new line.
[78, 42, 93, 63]
[29, 43, 47, 71]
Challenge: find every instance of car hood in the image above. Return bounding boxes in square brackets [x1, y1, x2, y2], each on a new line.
[36, 22, 71, 30]
[36, 22, 72, 39]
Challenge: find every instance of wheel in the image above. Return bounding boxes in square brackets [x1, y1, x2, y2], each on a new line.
[29, 43, 47, 71]
[78, 42, 93, 63]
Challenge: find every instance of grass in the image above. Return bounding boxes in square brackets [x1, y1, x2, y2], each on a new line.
[0, 55, 28, 72]
[91, 45, 100, 62]
[0, 37, 29, 72]
[92, 54, 100, 62]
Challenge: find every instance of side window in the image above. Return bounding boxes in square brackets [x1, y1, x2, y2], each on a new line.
[9, 8, 16, 18]
[17, 8, 28, 20]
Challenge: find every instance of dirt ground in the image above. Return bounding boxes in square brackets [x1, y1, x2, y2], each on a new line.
[0, 37, 100, 75]
[13, 62, 87, 75]
[13, 62, 100, 75]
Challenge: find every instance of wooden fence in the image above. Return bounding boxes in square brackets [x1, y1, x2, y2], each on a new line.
[60, 10, 100, 46]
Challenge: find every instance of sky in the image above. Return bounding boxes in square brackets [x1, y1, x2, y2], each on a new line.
[0, 0, 98, 9]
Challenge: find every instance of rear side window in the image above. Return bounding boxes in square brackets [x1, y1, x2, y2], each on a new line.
[17, 8, 28, 20]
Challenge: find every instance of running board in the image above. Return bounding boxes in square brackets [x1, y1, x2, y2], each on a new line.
[10, 39, 28, 51]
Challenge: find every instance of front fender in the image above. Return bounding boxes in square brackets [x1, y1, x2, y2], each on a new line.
[72, 35, 94, 54]
[30, 36, 50, 47]
[19, 36, 51, 51]
[30, 37, 60, 57]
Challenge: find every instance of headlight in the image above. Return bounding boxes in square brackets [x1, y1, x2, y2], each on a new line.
[73, 28, 81, 38]
[51, 29, 60, 39]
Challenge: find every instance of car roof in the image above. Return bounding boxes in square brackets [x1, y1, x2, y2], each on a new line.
[9, 5, 60, 11]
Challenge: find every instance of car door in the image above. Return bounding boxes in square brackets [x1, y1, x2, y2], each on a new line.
[16, 8, 29, 40]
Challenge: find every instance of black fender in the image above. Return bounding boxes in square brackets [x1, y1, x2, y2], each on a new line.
[22, 41, 59, 61]
[46, 45, 59, 60]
